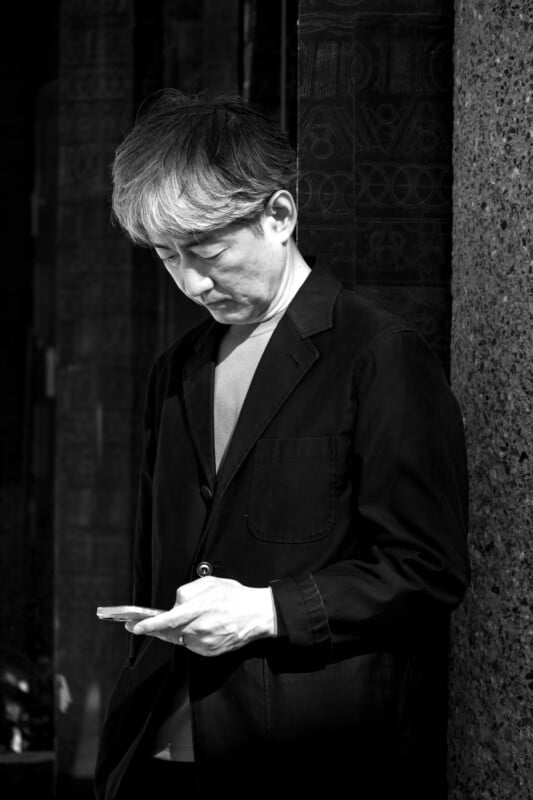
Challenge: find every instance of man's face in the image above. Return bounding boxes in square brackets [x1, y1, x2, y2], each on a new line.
[152, 218, 289, 325]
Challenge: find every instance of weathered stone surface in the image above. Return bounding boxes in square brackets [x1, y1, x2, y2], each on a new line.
[449, 2, 533, 798]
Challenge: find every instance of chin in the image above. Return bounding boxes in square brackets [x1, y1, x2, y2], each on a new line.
[208, 307, 256, 325]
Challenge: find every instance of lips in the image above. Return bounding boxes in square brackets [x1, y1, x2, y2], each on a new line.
[205, 299, 230, 308]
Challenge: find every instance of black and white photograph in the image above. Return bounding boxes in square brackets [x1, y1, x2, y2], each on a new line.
[1, 2, 531, 799]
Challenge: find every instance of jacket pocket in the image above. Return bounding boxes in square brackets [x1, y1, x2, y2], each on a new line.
[247, 437, 336, 543]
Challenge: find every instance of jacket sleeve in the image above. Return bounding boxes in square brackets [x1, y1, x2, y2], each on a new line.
[271, 330, 470, 654]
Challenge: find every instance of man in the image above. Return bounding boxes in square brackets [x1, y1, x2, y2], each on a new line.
[95, 90, 469, 800]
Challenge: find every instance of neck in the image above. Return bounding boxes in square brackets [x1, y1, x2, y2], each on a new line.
[255, 242, 311, 323]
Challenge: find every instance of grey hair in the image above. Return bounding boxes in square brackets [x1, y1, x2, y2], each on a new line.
[111, 89, 297, 245]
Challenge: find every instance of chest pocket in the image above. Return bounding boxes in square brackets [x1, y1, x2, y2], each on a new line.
[247, 437, 336, 543]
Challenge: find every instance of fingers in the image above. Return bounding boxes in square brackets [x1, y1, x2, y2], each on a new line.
[130, 606, 188, 635]
[128, 578, 216, 635]
[125, 578, 250, 652]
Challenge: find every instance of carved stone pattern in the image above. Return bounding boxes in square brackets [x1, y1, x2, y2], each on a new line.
[297, 4, 453, 368]
[301, 0, 451, 15]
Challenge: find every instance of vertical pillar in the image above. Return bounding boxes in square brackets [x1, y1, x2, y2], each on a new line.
[55, 0, 135, 783]
[448, 2, 533, 797]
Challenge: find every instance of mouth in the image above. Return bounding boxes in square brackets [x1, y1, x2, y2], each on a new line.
[204, 299, 231, 308]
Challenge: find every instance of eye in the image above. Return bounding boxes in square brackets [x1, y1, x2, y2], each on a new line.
[195, 248, 227, 263]
[163, 253, 181, 267]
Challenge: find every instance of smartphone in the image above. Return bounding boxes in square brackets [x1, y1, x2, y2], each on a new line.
[96, 605, 164, 623]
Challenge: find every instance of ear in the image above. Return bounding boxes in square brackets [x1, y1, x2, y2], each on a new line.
[263, 190, 297, 242]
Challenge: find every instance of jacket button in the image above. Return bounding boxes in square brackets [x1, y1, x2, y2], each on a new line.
[196, 561, 213, 577]
[200, 485, 213, 501]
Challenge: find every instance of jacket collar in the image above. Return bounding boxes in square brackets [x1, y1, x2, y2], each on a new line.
[285, 262, 340, 338]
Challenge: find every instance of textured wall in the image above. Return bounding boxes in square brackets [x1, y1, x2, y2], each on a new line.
[55, 0, 138, 782]
[448, 1, 533, 798]
[297, 0, 455, 369]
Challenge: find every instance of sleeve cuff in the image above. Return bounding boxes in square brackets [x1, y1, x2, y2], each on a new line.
[270, 573, 331, 653]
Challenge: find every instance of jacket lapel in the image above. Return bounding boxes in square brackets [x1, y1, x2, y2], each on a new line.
[182, 321, 225, 490]
[214, 265, 341, 503]
[214, 316, 318, 501]
[181, 265, 341, 502]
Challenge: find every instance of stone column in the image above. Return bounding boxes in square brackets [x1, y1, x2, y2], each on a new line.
[448, 2, 533, 798]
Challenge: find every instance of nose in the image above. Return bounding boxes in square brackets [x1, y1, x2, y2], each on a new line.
[180, 263, 214, 299]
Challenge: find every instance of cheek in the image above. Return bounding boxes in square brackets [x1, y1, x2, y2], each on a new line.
[217, 269, 255, 296]
[214, 259, 272, 301]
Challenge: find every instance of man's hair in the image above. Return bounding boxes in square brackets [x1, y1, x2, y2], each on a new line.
[111, 89, 297, 245]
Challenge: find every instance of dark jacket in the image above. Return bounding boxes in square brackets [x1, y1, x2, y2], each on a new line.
[95, 265, 469, 800]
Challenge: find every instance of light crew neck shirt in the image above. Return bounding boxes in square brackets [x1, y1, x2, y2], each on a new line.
[213, 312, 284, 472]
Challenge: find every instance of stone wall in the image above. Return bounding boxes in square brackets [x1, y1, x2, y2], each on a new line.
[0, 0, 58, 710]
[448, 1, 533, 797]
[297, 0, 455, 370]
[55, 0, 138, 782]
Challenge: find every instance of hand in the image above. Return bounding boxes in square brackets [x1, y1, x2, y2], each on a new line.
[125, 576, 277, 657]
